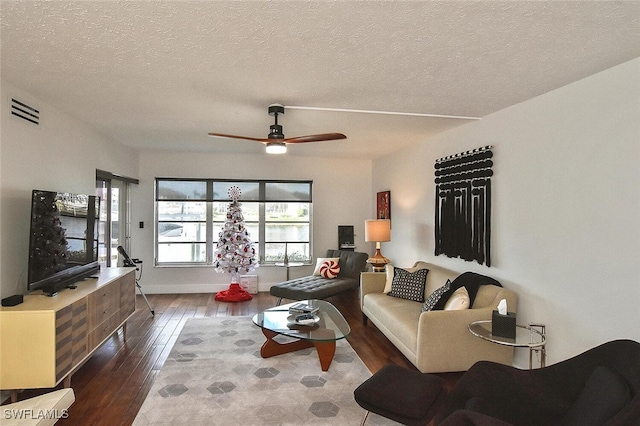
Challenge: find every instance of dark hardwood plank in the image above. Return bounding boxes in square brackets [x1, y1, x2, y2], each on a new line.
[3, 289, 461, 425]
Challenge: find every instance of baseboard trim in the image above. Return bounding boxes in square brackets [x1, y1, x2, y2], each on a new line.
[137, 283, 274, 294]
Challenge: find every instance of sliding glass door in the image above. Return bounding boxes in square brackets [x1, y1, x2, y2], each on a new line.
[96, 170, 138, 267]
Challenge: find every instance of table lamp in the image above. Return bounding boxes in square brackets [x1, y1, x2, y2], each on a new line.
[365, 219, 391, 272]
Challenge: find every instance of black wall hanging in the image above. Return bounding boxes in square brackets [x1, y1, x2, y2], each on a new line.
[435, 146, 493, 266]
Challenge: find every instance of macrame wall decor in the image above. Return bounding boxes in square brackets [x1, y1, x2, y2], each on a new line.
[434, 146, 493, 266]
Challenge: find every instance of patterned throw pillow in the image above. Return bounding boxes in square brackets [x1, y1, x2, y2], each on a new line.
[312, 257, 339, 275]
[383, 263, 429, 294]
[422, 279, 452, 312]
[319, 260, 340, 279]
[387, 268, 429, 302]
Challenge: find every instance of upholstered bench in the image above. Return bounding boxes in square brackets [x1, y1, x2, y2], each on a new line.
[354, 364, 447, 426]
[270, 249, 368, 305]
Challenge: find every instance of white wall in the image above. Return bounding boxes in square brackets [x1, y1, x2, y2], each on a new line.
[129, 150, 372, 293]
[373, 58, 640, 367]
[0, 81, 139, 298]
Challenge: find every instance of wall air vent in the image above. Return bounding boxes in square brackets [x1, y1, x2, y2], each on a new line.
[10, 98, 40, 125]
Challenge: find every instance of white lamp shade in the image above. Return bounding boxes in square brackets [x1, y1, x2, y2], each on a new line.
[364, 219, 391, 242]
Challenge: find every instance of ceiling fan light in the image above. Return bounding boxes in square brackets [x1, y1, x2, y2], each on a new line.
[265, 142, 287, 154]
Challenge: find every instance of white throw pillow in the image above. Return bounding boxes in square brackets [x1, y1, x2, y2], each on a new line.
[443, 286, 470, 310]
[313, 257, 340, 275]
[383, 263, 429, 293]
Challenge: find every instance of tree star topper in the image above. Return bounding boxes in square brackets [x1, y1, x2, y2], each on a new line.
[228, 185, 242, 201]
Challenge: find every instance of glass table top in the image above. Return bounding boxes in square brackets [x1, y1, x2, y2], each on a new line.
[252, 299, 350, 342]
[469, 320, 545, 348]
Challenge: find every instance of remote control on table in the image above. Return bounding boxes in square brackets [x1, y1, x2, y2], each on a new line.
[295, 313, 316, 325]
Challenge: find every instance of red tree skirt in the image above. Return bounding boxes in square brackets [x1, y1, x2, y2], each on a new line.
[215, 282, 253, 302]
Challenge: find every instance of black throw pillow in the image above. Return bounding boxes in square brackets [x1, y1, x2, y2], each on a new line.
[387, 267, 428, 302]
[422, 280, 451, 312]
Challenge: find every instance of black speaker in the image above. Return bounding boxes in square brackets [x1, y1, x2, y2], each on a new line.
[338, 225, 355, 251]
[2, 294, 23, 307]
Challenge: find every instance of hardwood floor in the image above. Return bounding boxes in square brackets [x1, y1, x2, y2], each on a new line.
[4, 290, 461, 425]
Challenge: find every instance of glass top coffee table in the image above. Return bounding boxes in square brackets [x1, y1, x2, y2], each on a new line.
[252, 299, 350, 371]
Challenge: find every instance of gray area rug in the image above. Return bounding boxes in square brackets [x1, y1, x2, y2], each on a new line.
[134, 317, 399, 425]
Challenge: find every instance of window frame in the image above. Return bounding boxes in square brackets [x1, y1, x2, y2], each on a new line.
[155, 178, 312, 267]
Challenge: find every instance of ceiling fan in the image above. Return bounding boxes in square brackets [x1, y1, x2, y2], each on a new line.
[208, 104, 347, 154]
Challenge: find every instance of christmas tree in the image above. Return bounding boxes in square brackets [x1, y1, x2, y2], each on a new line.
[214, 186, 257, 302]
[29, 192, 71, 282]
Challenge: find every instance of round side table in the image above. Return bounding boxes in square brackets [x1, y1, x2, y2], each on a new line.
[468, 320, 546, 369]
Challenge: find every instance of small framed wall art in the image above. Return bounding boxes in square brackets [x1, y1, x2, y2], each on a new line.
[377, 191, 391, 220]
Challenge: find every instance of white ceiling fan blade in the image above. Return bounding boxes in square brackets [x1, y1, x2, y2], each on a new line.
[285, 105, 480, 121]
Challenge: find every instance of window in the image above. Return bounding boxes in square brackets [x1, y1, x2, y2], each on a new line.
[155, 179, 312, 266]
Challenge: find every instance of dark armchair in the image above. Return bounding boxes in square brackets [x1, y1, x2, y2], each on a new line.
[435, 339, 640, 425]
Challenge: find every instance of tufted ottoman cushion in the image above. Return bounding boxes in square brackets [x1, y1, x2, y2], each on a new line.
[270, 275, 359, 301]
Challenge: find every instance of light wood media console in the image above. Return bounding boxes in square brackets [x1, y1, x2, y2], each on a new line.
[0, 267, 136, 402]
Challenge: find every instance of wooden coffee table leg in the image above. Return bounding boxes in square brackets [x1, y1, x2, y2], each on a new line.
[258, 328, 337, 371]
[313, 341, 336, 371]
[259, 328, 314, 358]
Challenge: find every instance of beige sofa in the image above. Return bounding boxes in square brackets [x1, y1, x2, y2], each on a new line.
[360, 261, 517, 373]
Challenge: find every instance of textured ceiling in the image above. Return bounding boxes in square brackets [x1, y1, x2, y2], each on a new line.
[2, 1, 639, 159]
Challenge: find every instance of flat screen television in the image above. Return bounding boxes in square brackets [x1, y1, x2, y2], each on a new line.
[27, 189, 100, 296]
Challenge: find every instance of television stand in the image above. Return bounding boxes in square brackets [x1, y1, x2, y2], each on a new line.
[0, 268, 136, 402]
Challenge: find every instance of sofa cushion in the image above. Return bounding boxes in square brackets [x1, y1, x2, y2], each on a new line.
[444, 286, 470, 310]
[561, 365, 631, 426]
[422, 279, 451, 312]
[388, 267, 428, 302]
[363, 292, 422, 353]
[312, 257, 340, 275]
